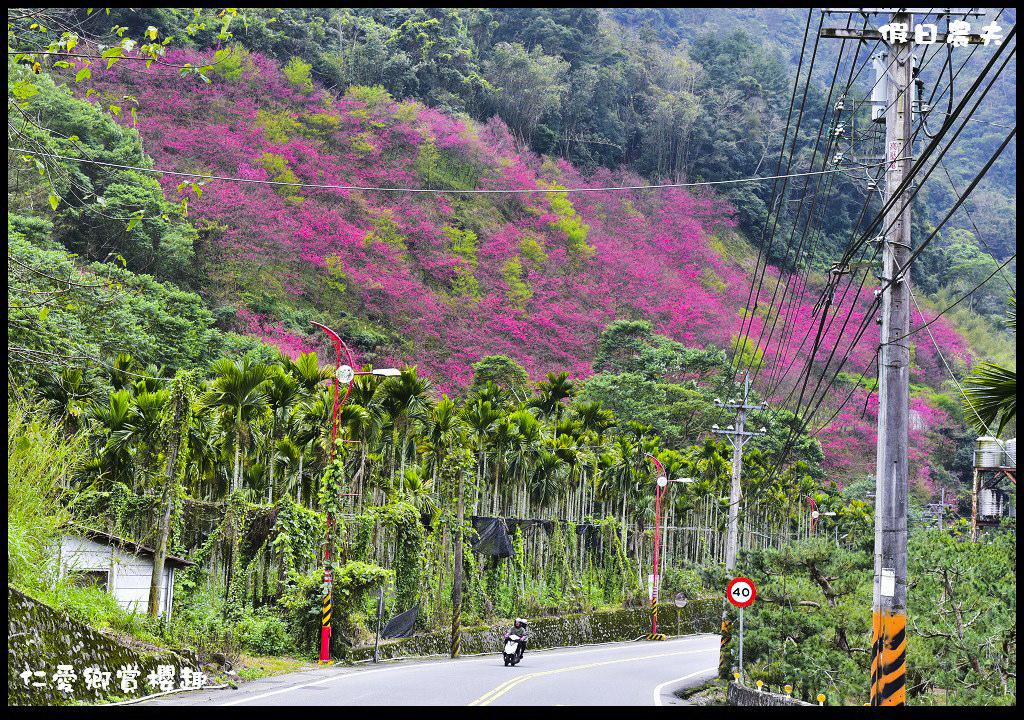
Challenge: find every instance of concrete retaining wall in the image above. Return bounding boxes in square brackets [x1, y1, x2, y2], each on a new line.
[728, 680, 814, 706]
[8, 586, 199, 706]
[350, 598, 720, 661]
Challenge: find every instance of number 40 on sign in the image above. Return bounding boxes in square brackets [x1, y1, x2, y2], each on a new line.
[727, 577, 756, 608]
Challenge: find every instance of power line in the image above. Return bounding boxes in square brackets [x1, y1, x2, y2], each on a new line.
[810, 251, 1015, 442]
[7, 147, 865, 195]
[773, 122, 1015, 480]
[790, 120, 1013, 452]
[732, 11, 830, 394]
[750, 16, 960, 395]
[755, 35, 1017, 489]
[784, 34, 1017, 423]
[907, 287, 1001, 437]
[884, 213, 1016, 350]
[934, 157, 1016, 292]
[728, 10, 816, 383]
[753, 18, 869, 393]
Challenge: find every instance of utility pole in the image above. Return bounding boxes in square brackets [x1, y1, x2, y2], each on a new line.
[451, 466, 464, 658]
[710, 372, 765, 677]
[820, 8, 984, 705]
[872, 11, 914, 706]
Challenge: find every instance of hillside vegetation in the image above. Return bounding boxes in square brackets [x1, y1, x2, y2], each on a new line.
[6, 9, 1014, 706]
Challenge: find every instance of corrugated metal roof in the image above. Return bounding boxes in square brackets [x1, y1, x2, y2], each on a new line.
[64, 522, 196, 567]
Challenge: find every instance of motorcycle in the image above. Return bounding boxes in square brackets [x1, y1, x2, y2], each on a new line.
[502, 632, 525, 666]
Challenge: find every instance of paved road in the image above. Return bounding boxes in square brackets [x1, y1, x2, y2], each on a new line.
[142, 633, 719, 706]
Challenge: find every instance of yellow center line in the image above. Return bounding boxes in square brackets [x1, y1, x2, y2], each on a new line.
[468, 648, 714, 706]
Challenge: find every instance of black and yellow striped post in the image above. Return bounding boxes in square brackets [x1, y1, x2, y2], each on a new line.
[718, 607, 731, 679]
[646, 594, 665, 641]
[870, 610, 906, 705]
[450, 601, 461, 658]
[319, 582, 332, 663]
[650, 591, 657, 632]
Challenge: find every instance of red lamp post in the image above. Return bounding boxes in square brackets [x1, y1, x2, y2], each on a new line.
[645, 453, 692, 639]
[310, 321, 398, 663]
[804, 494, 835, 537]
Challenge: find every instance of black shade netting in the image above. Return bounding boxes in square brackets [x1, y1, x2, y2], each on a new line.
[577, 523, 601, 552]
[381, 604, 418, 639]
[470, 516, 514, 558]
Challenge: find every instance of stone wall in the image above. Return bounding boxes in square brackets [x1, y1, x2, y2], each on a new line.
[350, 599, 719, 662]
[728, 680, 814, 706]
[8, 586, 200, 706]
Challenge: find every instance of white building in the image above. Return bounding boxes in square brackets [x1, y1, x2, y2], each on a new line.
[58, 525, 195, 619]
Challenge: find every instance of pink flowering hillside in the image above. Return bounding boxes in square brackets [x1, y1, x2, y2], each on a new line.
[78, 48, 971, 491]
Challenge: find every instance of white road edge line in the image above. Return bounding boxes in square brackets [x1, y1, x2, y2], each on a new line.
[652, 666, 717, 706]
[221, 635, 717, 706]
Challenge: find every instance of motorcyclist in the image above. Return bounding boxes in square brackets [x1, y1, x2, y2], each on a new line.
[503, 617, 529, 658]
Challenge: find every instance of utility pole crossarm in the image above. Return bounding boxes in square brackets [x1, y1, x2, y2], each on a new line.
[819, 27, 986, 44]
[823, 8, 986, 16]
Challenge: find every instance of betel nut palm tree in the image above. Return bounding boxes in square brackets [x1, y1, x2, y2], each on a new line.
[205, 356, 272, 494]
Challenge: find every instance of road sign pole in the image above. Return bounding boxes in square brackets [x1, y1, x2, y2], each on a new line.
[726, 576, 756, 683]
[739, 606, 744, 685]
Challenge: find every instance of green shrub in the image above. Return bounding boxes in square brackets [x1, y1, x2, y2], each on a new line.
[234, 610, 291, 656]
[282, 56, 313, 94]
[212, 44, 256, 83]
[8, 400, 80, 592]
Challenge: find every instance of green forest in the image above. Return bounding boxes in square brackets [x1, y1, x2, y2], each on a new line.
[7, 8, 1015, 706]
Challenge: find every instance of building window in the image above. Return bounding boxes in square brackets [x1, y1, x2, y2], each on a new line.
[73, 570, 110, 592]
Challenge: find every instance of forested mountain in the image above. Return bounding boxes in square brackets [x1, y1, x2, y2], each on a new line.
[82, 8, 1013, 269]
[7, 8, 1016, 706]
[9, 7, 1013, 491]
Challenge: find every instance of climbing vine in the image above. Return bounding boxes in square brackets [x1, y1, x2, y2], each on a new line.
[364, 501, 423, 614]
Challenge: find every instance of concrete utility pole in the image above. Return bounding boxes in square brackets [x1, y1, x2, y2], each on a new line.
[710, 372, 765, 677]
[820, 8, 984, 705]
[712, 373, 767, 573]
[872, 11, 914, 707]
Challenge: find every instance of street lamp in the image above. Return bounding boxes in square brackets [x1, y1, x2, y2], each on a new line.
[804, 494, 836, 536]
[311, 321, 398, 663]
[645, 452, 693, 639]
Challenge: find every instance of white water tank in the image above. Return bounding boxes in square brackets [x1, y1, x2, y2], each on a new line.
[975, 437, 1005, 468]
[978, 488, 1002, 518]
[1004, 438, 1016, 468]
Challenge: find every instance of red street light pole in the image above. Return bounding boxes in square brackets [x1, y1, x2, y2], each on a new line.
[310, 321, 399, 663]
[645, 453, 692, 639]
[804, 494, 835, 537]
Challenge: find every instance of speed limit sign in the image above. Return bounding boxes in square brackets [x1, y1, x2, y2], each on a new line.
[727, 577, 756, 608]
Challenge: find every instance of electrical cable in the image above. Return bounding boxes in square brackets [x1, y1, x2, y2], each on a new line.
[783, 117, 1012, 463]
[756, 31, 1016, 484]
[809, 250, 1013, 442]
[934, 157, 1017, 292]
[6, 148, 863, 195]
[759, 15, 1015, 408]
[794, 33, 1016, 381]
[767, 123, 1015, 483]
[907, 286, 1002, 437]
[739, 18, 831, 385]
[754, 20, 869, 394]
[728, 10, 816, 382]
[746, 10, 956, 394]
